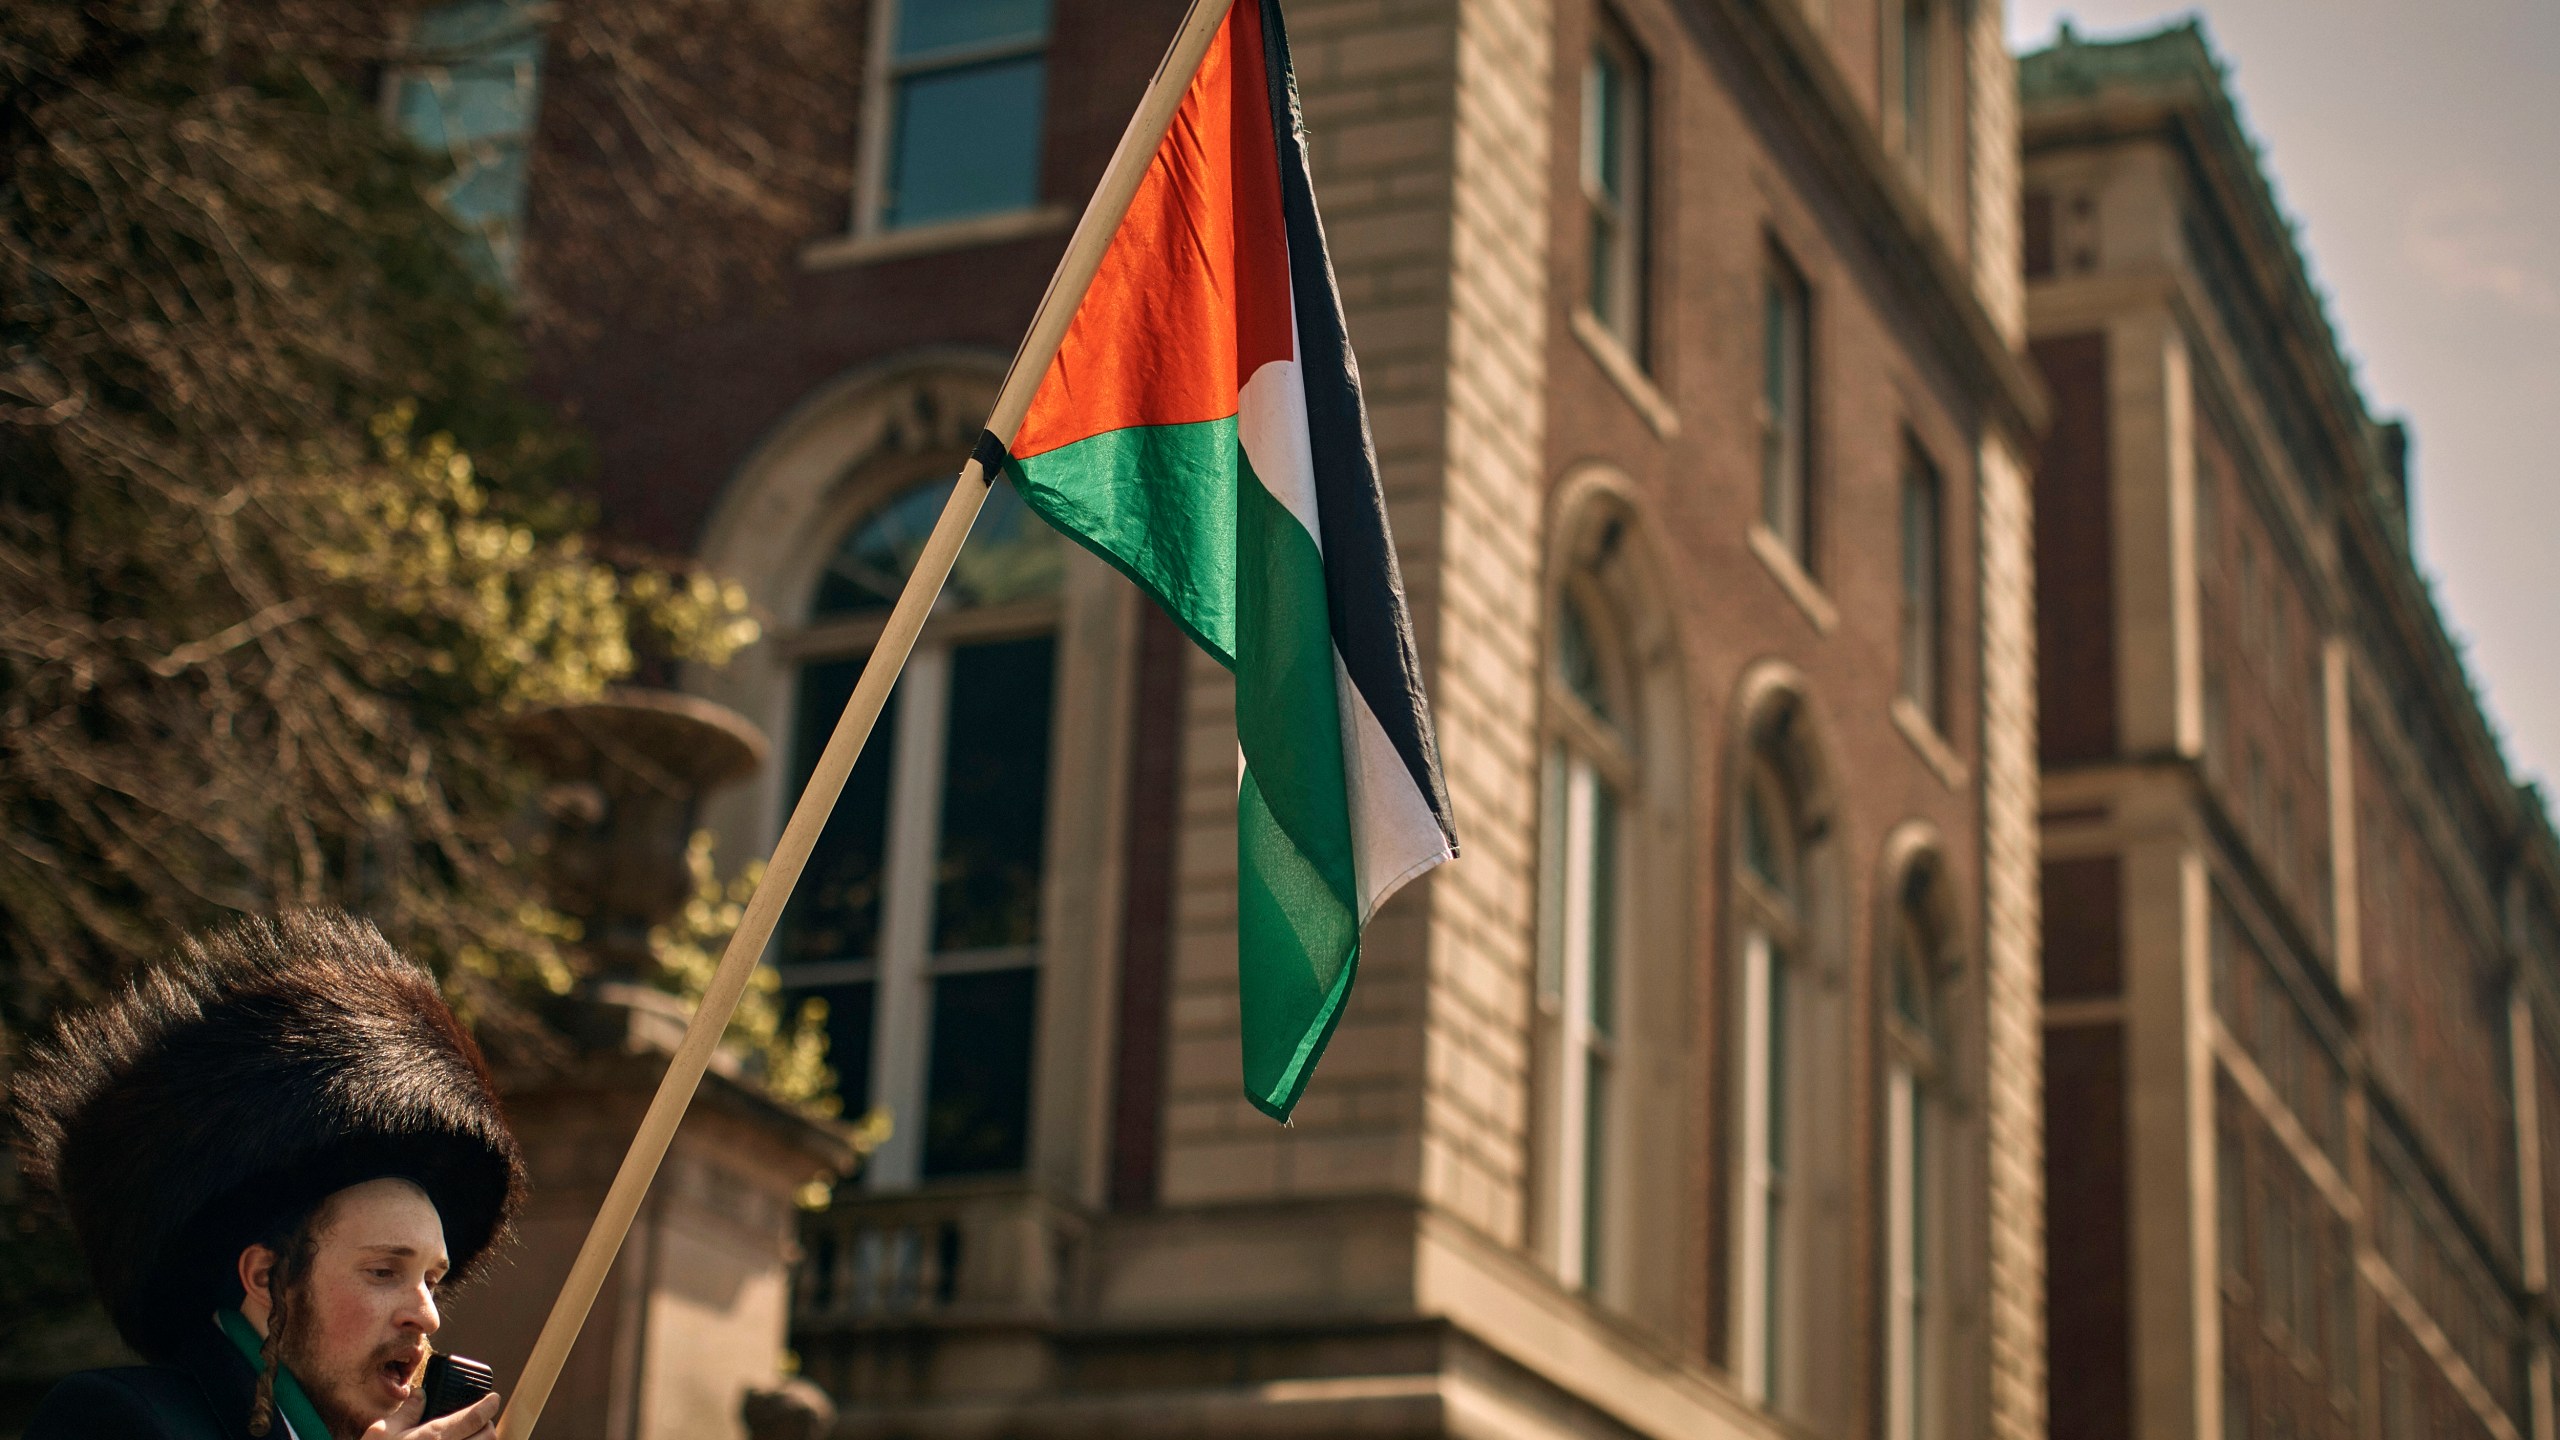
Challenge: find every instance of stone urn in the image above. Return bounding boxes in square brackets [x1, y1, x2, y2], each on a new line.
[510, 687, 769, 979]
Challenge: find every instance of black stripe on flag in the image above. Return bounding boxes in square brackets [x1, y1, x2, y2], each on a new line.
[1257, 0, 1459, 855]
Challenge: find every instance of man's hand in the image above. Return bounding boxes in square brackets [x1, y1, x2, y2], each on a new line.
[364, 1391, 501, 1440]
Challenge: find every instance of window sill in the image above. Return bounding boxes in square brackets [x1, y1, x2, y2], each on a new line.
[1890, 695, 1968, 790]
[1570, 308, 1678, 439]
[1747, 524, 1836, 635]
[802, 204, 1074, 271]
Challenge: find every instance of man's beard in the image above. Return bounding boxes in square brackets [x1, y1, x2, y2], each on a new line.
[273, 1283, 429, 1440]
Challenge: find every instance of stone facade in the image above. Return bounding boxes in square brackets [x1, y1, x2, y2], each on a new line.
[2022, 23, 2560, 1440]
[527, 0, 2041, 1436]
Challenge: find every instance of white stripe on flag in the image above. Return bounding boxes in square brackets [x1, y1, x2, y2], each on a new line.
[1337, 651, 1459, 921]
[1239, 312, 1448, 928]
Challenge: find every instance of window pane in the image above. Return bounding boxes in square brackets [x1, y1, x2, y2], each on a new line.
[1901, 0, 1931, 168]
[1760, 266, 1808, 557]
[792, 979, 877, 1118]
[1557, 594, 1613, 722]
[815, 477, 1063, 615]
[1585, 48, 1623, 201]
[1581, 1050, 1610, 1290]
[1587, 780, 1619, 1039]
[779, 654, 900, 965]
[1582, 33, 1645, 349]
[393, 0, 544, 280]
[886, 56, 1047, 228]
[1587, 209, 1620, 330]
[1744, 771, 1794, 903]
[1767, 944, 1790, 1176]
[1894, 943, 1924, 1033]
[932, 635, 1056, 952]
[896, 0, 1050, 59]
[1901, 456, 1942, 720]
[921, 966, 1038, 1177]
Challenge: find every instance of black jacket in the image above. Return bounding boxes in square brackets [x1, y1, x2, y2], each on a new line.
[24, 1321, 269, 1440]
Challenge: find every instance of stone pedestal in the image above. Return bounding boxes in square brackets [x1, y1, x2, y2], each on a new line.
[440, 991, 855, 1440]
[443, 688, 856, 1440]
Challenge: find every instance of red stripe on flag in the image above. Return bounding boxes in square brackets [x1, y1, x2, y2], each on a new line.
[1011, 0, 1293, 463]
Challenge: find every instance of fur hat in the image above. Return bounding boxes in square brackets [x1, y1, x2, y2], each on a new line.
[12, 912, 528, 1362]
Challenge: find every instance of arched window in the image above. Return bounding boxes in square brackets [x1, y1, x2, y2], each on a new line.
[1731, 741, 1806, 1406]
[1883, 861, 1951, 1440]
[1537, 586, 1631, 1297]
[777, 475, 1064, 1190]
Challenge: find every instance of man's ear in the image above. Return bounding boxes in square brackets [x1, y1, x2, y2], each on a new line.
[237, 1243, 278, 1325]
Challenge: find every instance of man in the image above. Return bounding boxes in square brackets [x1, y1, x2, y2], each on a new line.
[13, 912, 529, 1440]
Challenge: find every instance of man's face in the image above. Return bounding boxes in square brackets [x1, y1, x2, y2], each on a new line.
[242, 1178, 449, 1439]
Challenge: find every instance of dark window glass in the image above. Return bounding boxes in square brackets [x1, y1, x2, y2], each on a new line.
[921, 967, 1039, 1177]
[1587, 781, 1619, 1037]
[1557, 594, 1614, 723]
[882, 0, 1051, 228]
[933, 636, 1056, 952]
[1580, 1045, 1610, 1288]
[887, 59, 1048, 228]
[1900, 447, 1944, 723]
[1760, 255, 1813, 566]
[814, 477, 1063, 615]
[804, 980, 877, 1118]
[1582, 21, 1647, 354]
[778, 653, 900, 966]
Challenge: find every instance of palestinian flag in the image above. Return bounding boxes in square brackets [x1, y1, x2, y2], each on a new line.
[1004, 0, 1456, 1122]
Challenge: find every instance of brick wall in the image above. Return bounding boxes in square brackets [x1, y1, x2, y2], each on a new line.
[2355, 729, 2517, 1259]
[2194, 408, 2333, 956]
[2030, 332, 2116, 765]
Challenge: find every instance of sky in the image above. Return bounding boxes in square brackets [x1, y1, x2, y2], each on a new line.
[2006, 0, 2560, 801]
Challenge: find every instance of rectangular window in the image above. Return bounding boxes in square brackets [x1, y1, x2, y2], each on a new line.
[870, 0, 1051, 230]
[1759, 251, 1814, 569]
[390, 0, 547, 282]
[1583, 18, 1649, 356]
[778, 631, 1054, 1189]
[1899, 444, 1944, 726]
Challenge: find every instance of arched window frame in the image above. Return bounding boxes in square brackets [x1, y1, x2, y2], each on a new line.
[1538, 575, 1636, 1296]
[1532, 472, 1690, 1330]
[1730, 746, 1808, 1408]
[776, 469, 1066, 1190]
[1722, 670, 1846, 1420]
[1878, 837, 1965, 1440]
[687, 355, 1140, 1205]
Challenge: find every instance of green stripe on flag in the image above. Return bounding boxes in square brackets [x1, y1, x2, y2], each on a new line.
[1010, 417, 1241, 668]
[1235, 450, 1359, 1119]
[1009, 417, 1363, 1121]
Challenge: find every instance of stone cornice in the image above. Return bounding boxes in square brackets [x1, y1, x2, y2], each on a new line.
[1681, 0, 2049, 447]
[2022, 34, 2560, 967]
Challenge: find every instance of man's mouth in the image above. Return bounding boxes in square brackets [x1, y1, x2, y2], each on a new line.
[374, 1351, 426, 1401]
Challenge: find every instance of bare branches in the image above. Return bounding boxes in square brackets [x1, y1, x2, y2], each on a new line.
[0, 0, 765, 1054]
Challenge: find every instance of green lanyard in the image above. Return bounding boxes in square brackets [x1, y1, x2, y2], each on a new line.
[215, 1308, 336, 1440]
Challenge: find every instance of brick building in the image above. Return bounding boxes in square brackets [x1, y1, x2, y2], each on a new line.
[2023, 23, 2560, 1440]
[448, 0, 2048, 1434]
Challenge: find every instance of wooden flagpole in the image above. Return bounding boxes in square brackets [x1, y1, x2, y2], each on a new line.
[494, 3, 1234, 1435]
